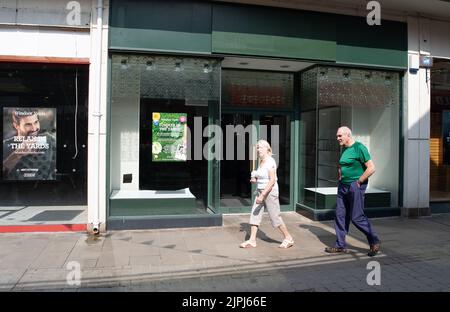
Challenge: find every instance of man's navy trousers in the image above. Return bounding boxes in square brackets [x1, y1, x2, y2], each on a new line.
[334, 181, 380, 249]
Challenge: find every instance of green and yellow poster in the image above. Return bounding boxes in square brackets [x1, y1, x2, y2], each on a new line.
[152, 112, 187, 162]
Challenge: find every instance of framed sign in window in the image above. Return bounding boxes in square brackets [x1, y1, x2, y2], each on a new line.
[2, 107, 57, 181]
[151, 112, 187, 162]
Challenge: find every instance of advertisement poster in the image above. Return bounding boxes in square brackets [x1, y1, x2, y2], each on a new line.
[2, 107, 57, 180]
[152, 112, 187, 162]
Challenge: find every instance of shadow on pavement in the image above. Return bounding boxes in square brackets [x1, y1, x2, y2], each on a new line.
[239, 223, 282, 244]
[299, 223, 369, 254]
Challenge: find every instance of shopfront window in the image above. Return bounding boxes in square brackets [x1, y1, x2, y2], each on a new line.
[430, 59, 450, 204]
[299, 66, 400, 212]
[0, 63, 89, 219]
[109, 54, 220, 216]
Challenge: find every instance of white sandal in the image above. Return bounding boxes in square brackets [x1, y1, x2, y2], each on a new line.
[239, 240, 257, 248]
[279, 238, 294, 249]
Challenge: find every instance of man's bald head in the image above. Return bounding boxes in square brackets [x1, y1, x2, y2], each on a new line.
[338, 126, 352, 137]
[336, 126, 354, 147]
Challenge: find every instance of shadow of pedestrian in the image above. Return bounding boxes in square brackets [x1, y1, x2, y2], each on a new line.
[299, 223, 368, 254]
[239, 223, 280, 244]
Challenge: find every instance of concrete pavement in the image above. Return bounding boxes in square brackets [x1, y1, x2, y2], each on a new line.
[0, 212, 450, 291]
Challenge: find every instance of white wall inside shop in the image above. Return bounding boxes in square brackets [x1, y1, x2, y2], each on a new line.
[110, 96, 140, 191]
[353, 105, 399, 207]
[109, 54, 141, 192]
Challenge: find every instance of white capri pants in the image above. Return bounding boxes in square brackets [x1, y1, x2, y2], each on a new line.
[249, 185, 284, 228]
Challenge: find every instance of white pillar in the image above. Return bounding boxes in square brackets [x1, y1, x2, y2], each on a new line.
[87, 0, 109, 232]
[403, 16, 431, 217]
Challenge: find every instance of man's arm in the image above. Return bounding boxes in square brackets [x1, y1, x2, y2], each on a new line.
[357, 160, 375, 186]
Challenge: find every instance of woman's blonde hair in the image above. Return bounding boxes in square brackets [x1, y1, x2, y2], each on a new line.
[257, 139, 273, 156]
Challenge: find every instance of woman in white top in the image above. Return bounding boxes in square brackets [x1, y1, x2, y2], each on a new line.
[240, 140, 294, 249]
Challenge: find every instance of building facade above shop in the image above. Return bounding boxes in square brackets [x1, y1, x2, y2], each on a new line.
[109, 0, 407, 69]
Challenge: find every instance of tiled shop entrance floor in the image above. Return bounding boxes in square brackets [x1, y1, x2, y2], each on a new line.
[0, 206, 87, 225]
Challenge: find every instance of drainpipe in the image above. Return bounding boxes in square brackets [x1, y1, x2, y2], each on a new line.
[91, 0, 103, 234]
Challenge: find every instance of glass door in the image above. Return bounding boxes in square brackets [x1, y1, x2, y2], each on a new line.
[218, 112, 293, 213]
[218, 68, 295, 213]
[259, 114, 292, 208]
[219, 113, 254, 212]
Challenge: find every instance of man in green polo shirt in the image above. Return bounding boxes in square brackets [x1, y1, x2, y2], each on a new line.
[325, 126, 381, 257]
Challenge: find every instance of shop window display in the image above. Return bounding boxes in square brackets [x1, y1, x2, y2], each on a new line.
[110, 55, 220, 216]
[0, 63, 89, 207]
[430, 59, 450, 203]
[299, 66, 400, 212]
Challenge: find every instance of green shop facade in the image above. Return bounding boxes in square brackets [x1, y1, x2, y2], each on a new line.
[107, 0, 406, 230]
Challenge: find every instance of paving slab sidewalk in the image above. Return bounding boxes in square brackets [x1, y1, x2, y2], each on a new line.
[1, 213, 450, 291]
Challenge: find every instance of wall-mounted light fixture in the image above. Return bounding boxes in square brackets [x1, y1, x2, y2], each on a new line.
[419, 55, 433, 68]
[146, 60, 154, 71]
[343, 70, 350, 80]
[174, 61, 183, 72]
[385, 75, 392, 85]
[203, 63, 212, 73]
[319, 67, 328, 78]
[120, 59, 128, 70]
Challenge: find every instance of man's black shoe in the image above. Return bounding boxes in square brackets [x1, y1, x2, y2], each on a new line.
[367, 242, 381, 257]
[325, 246, 348, 254]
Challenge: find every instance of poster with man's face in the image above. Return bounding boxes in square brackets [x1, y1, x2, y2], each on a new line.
[2, 107, 57, 181]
